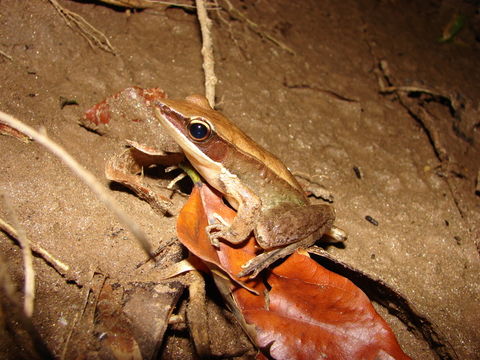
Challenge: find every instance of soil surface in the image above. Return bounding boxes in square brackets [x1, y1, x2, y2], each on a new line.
[1, 0, 479, 359]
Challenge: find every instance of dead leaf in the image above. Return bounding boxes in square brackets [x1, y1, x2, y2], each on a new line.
[0, 122, 31, 143]
[81, 86, 181, 154]
[176, 184, 260, 285]
[177, 183, 411, 360]
[238, 254, 411, 360]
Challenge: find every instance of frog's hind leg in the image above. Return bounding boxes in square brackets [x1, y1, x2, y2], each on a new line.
[238, 203, 335, 278]
[237, 236, 316, 278]
[255, 203, 335, 250]
[238, 226, 346, 279]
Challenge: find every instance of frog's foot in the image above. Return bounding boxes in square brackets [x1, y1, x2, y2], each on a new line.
[206, 213, 245, 248]
[205, 224, 224, 248]
[237, 237, 315, 278]
[205, 222, 240, 248]
[205, 213, 228, 247]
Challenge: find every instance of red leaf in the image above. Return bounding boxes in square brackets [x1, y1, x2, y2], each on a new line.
[177, 183, 258, 281]
[242, 255, 410, 359]
[177, 183, 411, 360]
[176, 184, 221, 267]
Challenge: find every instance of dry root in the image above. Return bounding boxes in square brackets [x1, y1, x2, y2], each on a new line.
[48, 0, 116, 54]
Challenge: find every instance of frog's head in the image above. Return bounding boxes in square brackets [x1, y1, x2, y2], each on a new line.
[154, 95, 240, 187]
[156, 95, 229, 160]
[155, 95, 303, 192]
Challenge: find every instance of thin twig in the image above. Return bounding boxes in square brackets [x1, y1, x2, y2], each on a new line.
[0, 110, 153, 258]
[48, 0, 116, 54]
[186, 270, 210, 356]
[0, 216, 70, 275]
[0, 49, 13, 61]
[98, 0, 218, 9]
[1, 193, 35, 317]
[196, 0, 217, 107]
[374, 60, 455, 162]
[0, 255, 54, 359]
[60, 269, 95, 360]
[221, 0, 295, 55]
[214, 0, 248, 59]
[167, 172, 187, 189]
[284, 77, 358, 103]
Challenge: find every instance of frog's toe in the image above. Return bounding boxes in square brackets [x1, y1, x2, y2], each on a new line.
[206, 223, 228, 233]
[209, 235, 221, 248]
[237, 252, 273, 278]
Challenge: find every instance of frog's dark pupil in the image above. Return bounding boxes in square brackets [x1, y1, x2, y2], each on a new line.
[189, 122, 209, 140]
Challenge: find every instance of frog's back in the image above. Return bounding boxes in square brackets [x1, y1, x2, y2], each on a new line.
[210, 111, 304, 193]
[218, 128, 309, 209]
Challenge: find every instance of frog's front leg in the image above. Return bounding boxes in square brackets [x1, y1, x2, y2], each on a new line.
[206, 169, 262, 247]
[239, 203, 335, 278]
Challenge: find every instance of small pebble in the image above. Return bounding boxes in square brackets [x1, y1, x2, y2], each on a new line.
[353, 166, 362, 179]
[365, 215, 378, 226]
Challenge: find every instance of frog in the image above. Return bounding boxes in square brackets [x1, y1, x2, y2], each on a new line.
[154, 95, 343, 277]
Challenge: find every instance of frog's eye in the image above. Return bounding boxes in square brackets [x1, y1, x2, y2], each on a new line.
[188, 119, 211, 141]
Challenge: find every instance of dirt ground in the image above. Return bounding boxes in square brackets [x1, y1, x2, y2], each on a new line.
[0, 0, 479, 359]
